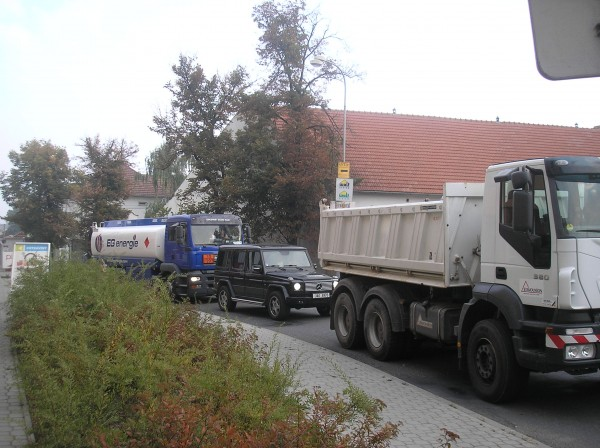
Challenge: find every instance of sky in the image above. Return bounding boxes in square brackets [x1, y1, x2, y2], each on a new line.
[1, 0, 599, 223]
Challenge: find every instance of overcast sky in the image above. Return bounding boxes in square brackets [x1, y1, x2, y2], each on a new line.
[1, 0, 599, 223]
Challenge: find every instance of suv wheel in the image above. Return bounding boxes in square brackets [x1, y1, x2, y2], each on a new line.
[217, 285, 236, 312]
[266, 291, 289, 321]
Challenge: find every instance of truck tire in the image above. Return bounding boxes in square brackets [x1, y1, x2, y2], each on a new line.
[364, 298, 400, 361]
[333, 292, 364, 349]
[467, 319, 529, 403]
[217, 285, 237, 312]
[267, 291, 289, 321]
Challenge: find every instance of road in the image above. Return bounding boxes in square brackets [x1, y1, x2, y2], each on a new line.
[199, 301, 600, 448]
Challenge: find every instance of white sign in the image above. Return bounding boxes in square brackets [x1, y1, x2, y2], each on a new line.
[336, 178, 354, 202]
[10, 242, 51, 285]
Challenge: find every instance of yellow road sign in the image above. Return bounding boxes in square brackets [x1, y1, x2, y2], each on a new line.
[338, 162, 350, 178]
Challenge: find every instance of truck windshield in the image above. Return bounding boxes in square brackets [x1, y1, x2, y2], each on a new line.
[191, 224, 242, 246]
[263, 249, 312, 268]
[553, 175, 600, 238]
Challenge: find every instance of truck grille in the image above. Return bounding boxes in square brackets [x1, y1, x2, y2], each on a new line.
[305, 281, 332, 292]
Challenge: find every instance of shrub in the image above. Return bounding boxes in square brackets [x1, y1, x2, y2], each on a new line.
[9, 260, 399, 447]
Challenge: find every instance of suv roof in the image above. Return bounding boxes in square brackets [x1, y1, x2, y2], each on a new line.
[219, 244, 307, 251]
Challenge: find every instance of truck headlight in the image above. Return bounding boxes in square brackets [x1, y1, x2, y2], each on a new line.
[293, 282, 302, 291]
[189, 276, 202, 283]
[565, 344, 595, 360]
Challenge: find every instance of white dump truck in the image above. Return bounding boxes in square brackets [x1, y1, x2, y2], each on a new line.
[319, 156, 600, 402]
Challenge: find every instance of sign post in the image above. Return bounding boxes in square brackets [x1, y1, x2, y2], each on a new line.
[335, 162, 354, 208]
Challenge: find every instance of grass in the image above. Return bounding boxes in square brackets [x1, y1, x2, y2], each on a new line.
[8, 260, 400, 447]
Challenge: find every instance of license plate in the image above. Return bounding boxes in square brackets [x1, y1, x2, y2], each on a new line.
[313, 292, 330, 298]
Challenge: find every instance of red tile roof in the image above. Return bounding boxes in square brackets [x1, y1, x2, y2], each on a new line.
[328, 111, 600, 194]
[123, 165, 170, 198]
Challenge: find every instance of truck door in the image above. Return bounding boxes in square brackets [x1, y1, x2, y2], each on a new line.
[165, 222, 191, 271]
[496, 169, 556, 308]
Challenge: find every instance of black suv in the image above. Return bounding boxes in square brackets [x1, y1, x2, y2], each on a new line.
[214, 244, 337, 320]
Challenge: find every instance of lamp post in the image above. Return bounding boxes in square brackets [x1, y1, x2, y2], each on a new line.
[310, 57, 347, 162]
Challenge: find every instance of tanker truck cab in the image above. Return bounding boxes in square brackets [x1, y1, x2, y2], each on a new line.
[464, 156, 600, 398]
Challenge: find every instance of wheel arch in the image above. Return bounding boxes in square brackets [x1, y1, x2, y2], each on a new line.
[216, 278, 234, 294]
[159, 263, 181, 276]
[458, 283, 526, 363]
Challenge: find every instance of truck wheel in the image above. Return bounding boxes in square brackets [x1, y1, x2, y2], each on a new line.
[217, 285, 236, 312]
[334, 292, 364, 349]
[316, 305, 330, 316]
[467, 319, 529, 403]
[267, 291, 289, 321]
[364, 298, 399, 361]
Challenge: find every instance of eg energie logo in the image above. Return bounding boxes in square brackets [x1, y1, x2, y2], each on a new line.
[106, 234, 139, 250]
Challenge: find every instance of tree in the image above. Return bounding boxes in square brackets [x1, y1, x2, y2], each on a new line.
[0, 139, 75, 247]
[228, 0, 345, 244]
[144, 143, 190, 200]
[150, 55, 249, 214]
[71, 136, 137, 239]
[144, 199, 171, 218]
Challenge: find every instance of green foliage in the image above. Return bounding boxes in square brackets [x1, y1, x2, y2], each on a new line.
[71, 136, 137, 240]
[3, 209, 22, 235]
[151, 55, 249, 214]
[0, 139, 76, 246]
[143, 198, 171, 218]
[144, 142, 190, 198]
[8, 261, 400, 447]
[222, 0, 341, 244]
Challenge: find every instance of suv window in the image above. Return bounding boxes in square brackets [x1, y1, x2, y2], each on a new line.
[216, 249, 231, 269]
[249, 250, 262, 269]
[232, 250, 246, 271]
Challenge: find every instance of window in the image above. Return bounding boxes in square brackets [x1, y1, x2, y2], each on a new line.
[500, 180, 515, 227]
[167, 223, 186, 242]
[498, 170, 550, 269]
[250, 250, 262, 267]
[232, 250, 246, 271]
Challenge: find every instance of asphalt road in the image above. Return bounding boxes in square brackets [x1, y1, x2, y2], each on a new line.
[199, 301, 600, 448]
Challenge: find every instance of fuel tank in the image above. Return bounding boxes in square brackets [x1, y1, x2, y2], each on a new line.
[91, 225, 166, 262]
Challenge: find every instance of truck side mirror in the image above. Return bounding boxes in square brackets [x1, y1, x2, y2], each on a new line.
[513, 190, 533, 232]
[511, 171, 532, 190]
[243, 224, 252, 243]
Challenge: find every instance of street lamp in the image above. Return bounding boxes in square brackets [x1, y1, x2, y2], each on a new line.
[310, 56, 347, 162]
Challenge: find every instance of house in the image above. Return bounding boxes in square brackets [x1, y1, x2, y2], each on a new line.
[329, 110, 600, 206]
[165, 110, 600, 212]
[121, 165, 171, 219]
[63, 165, 171, 220]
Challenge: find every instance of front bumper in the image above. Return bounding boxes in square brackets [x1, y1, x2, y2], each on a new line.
[285, 292, 332, 309]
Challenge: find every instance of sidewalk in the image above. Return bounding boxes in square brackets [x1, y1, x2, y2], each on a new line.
[217, 315, 550, 448]
[0, 276, 33, 447]
[0, 274, 548, 448]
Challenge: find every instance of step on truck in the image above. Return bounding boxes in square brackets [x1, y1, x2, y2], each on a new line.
[91, 214, 250, 302]
[319, 156, 600, 402]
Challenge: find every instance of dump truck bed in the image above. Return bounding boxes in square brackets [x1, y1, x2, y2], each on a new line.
[318, 183, 484, 288]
